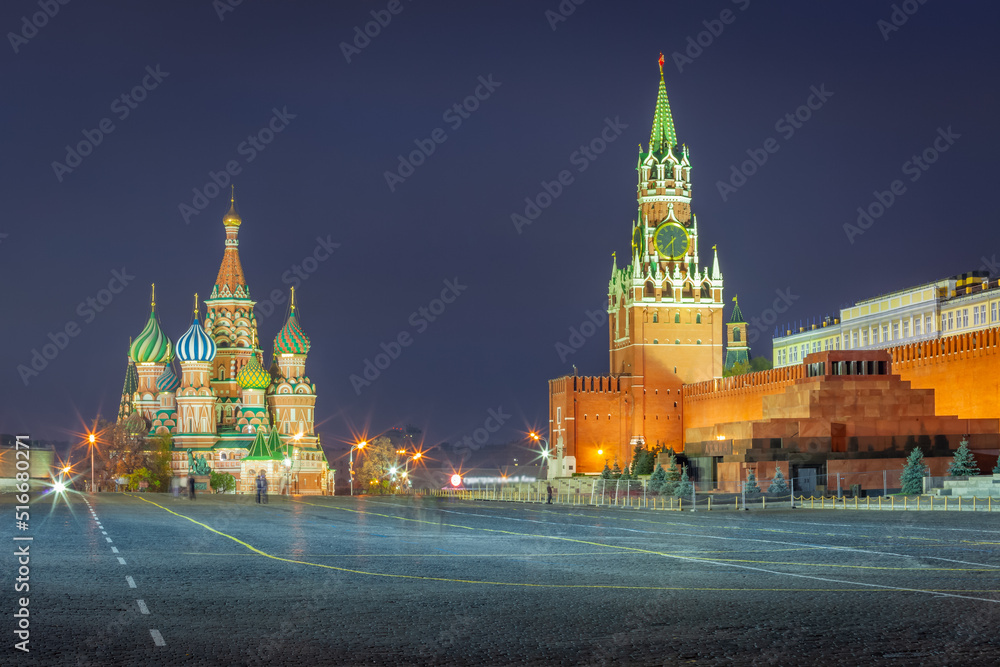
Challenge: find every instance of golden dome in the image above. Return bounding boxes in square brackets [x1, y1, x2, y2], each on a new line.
[223, 188, 242, 227]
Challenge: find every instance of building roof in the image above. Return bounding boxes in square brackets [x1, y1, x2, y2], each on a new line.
[648, 54, 678, 153]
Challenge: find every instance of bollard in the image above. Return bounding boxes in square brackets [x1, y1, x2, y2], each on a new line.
[762, 496, 766, 510]
[959, 496, 962, 512]
[708, 496, 712, 511]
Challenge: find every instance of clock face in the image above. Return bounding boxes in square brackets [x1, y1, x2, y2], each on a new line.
[653, 222, 690, 260]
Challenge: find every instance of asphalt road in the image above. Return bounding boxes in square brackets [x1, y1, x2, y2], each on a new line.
[4, 491, 1000, 666]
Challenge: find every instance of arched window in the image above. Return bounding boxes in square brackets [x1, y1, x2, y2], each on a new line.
[696, 313, 702, 324]
[645, 282, 655, 298]
[682, 283, 693, 299]
[701, 283, 711, 299]
[697, 339, 702, 345]
[220, 453, 227, 460]
[653, 339, 658, 344]
[662, 283, 672, 299]
[675, 313, 681, 323]
[652, 313, 658, 323]
[675, 339, 680, 345]
[734, 328, 741, 342]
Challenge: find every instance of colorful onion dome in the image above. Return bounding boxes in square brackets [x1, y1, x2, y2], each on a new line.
[130, 286, 173, 363]
[237, 354, 271, 390]
[274, 289, 311, 355]
[223, 189, 242, 227]
[176, 295, 217, 362]
[156, 363, 180, 392]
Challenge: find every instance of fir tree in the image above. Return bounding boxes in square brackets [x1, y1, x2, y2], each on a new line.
[600, 461, 612, 480]
[994, 457, 1000, 475]
[948, 438, 980, 477]
[611, 458, 622, 479]
[662, 454, 680, 496]
[648, 462, 667, 494]
[744, 470, 761, 495]
[768, 465, 789, 494]
[674, 465, 693, 499]
[900, 447, 928, 495]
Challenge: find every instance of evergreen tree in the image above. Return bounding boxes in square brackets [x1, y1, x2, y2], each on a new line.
[948, 438, 980, 477]
[634, 449, 655, 476]
[611, 459, 622, 479]
[744, 470, 761, 495]
[600, 461, 612, 480]
[663, 454, 680, 496]
[648, 462, 667, 494]
[900, 447, 928, 495]
[674, 465, 693, 498]
[994, 457, 1000, 475]
[768, 465, 789, 494]
[620, 462, 632, 481]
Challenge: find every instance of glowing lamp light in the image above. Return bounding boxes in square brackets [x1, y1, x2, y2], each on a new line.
[53, 481, 66, 493]
[88, 434, 96, 444]
[357, 441, 366, 449]
[450, 474, 462, 487]
[597, 449, 603, 455]
[412, 452, 422, 460]
[716, 435, 726, 441]
[283, 457, 291, 467]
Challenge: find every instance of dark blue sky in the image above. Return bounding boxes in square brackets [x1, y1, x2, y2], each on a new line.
[2, 0, 998, 452]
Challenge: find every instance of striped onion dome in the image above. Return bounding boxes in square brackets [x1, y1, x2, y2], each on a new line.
[156, 363, 180, 392]
[176, 315, 217, 362]
[274, 309, 311, 355]
[129, 308, 173, 363]
[237, 354, 271, 390]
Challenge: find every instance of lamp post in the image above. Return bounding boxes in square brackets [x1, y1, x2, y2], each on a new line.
[530, 432, 552, 480]
[349, 441, 366, 496]
[88, 433, 96, 493]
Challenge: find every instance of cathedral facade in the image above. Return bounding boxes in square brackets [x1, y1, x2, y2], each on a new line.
[118, 194, 331, 494]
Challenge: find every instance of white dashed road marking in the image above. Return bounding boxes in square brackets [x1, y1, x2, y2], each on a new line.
[137, 600, 149, 615]
[150, 629, 165, 646]
[126, 576, 136, 588]
[117, 557, 127, 565]
[111, 547, 119, 553]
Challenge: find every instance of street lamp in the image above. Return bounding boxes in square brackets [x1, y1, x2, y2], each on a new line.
[88, 433, 96, 493]
[349, 441, 366, 496]
[530, 432, 552, 480]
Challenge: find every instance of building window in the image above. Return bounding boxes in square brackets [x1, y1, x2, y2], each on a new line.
[652, 313, 658, 323]
[675, 313, 680, 323]
[696, 313, 702, 324]
[993, 302, 998, 323]
[556, 407, 561, 423]
[903, 321, 909, 338]
[974, 306, 980, 326]
[653, 339, 658, 344]
[675, 339, 680, 345]
[852, 332, 858, 348]
[963, 309, 969, 327]
[892, 322, 899, 340]
[696, 339, 701, 345]
[882, 325, 888, 342]
[948, 313, 954, 330]
[915, 318, 922, 336]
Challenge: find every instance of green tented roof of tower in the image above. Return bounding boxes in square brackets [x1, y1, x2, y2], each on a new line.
[730, 297, 745, 323]
[649, 58, 678, 154]
[244, 429, 272, 460]
[267, 428, 286, 460]
[117, 358, 139, 421]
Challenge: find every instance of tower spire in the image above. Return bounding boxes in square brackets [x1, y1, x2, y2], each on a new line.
[151, 283, 155, 308]
[649, 53, 678, 153]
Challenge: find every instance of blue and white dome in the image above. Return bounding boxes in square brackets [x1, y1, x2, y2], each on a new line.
[176, 315, 217, 362]
[155, 362, 180, 392]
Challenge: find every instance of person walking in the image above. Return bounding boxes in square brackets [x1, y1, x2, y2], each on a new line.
[547, 483, 553, 504]
[256, 472, 269, 504]
[188, 474, 196, 500]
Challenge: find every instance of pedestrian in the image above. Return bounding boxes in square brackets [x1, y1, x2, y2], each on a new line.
[547, 483, 553, 504]
[256, 472, 268, 504]
[188, 475, 196, 500]
[172, 478, 180, 499]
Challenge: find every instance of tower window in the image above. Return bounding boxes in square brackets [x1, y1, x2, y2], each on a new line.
[696, 313, 701, 324]
[675, 313, 681, 323]
[653, 339, 658, 344]
[701, 283, 711, 299]
[675, 339, 680, 345]
[645, 282, 655, 298]
[652, 313, 658, 323]
[734, 328, 741, 342]
[697, 339, 701, 345]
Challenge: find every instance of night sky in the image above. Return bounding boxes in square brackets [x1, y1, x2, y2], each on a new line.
[3, 1, 999, 455]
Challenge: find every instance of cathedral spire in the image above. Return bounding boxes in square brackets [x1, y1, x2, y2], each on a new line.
[212, 189, 249, 298]
[712, 244, 722, 281]
[649, 53, 678, 153]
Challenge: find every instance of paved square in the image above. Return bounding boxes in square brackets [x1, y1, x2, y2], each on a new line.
[6, 493, 1000, 665]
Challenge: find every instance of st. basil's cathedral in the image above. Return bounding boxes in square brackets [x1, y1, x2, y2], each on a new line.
[117, 194, 331, 494]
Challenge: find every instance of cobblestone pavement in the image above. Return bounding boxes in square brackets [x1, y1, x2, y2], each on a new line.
[4, 492, 1000, 666]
